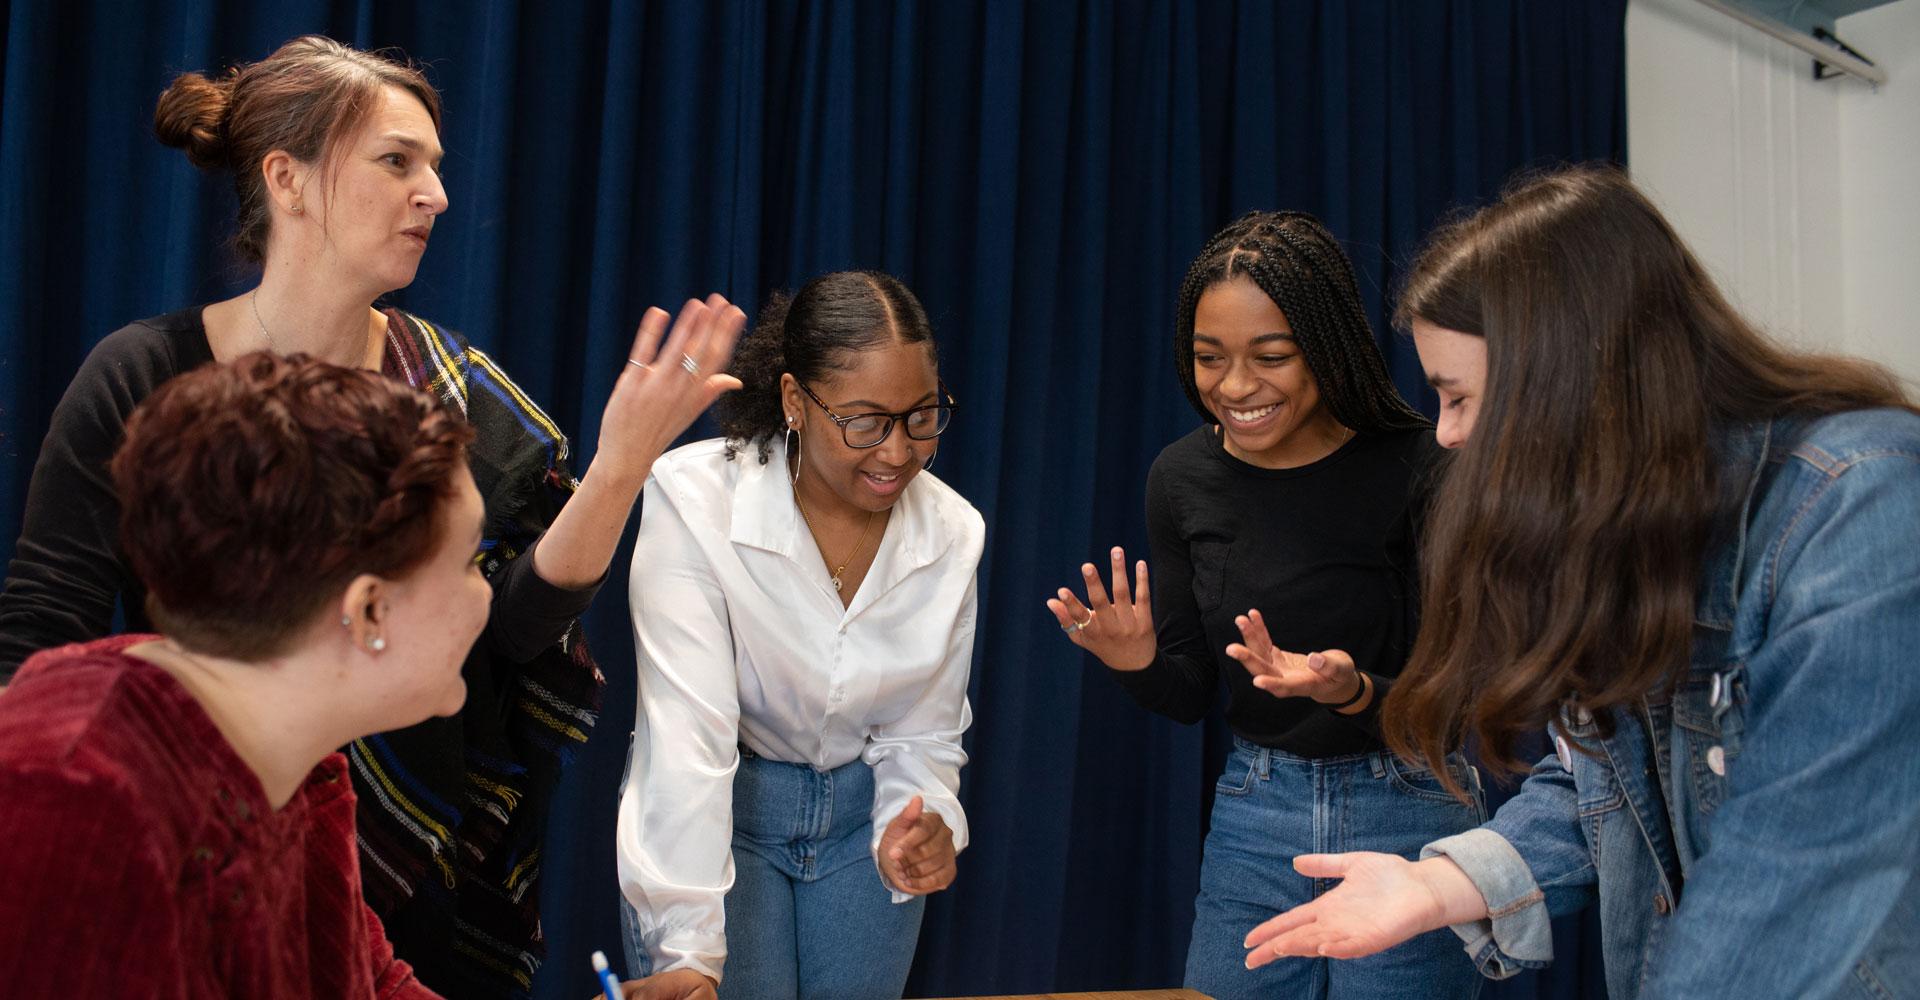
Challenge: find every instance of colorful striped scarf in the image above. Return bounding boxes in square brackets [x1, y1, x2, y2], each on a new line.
[352, 309, 604, 998]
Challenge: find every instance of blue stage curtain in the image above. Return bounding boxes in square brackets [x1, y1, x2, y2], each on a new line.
[0, 3, 1622, 997]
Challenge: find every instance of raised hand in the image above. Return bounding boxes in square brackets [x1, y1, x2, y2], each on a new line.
[877, 795, 957, 895]
[592, 294, 748, 489]
[1243, 852, 1487, 969]
[1046, 546, 1157, 671]
[1226, 609, 1363, 707]
[532, 295, 748, 590]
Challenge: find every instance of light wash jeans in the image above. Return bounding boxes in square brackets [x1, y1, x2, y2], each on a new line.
[1183, 738, 1486, 1000]
[622, 750, 924, 1000]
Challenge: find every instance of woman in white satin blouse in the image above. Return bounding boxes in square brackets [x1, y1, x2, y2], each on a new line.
[616, 271, 982, 1000]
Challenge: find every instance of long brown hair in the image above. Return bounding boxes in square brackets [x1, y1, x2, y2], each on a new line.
[1385, 165, 1911, 785]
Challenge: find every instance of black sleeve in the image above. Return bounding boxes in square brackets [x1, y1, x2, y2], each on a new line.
[1109, 455, 1220, 725]
[481, 533, 601, 664]
[0, 334, 166, 680]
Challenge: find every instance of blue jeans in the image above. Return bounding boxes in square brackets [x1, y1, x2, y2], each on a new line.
[622, 751, 924, 1000]
[1184, 739, 1487, 1000]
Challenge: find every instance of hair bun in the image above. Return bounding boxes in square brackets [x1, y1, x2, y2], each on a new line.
[154, 70, 234, 169]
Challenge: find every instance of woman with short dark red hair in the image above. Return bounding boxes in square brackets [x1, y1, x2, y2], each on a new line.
[0, 353, 707, 999]
[0, 35, 740, 997]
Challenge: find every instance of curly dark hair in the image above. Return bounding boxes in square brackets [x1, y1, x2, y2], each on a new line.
[112, 351, 474, 659]
[1174, 211, 1428, 434]
[717, 270, 937, 462]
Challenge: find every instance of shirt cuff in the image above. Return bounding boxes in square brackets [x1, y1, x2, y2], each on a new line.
[1421, 828, 1555, 978]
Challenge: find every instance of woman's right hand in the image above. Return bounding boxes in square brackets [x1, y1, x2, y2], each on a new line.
[1046, 546, 1157, 672]
[1242, 853, 1488, 969]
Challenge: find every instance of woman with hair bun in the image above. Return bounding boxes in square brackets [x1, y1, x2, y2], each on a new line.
[616, 271, 982, 1000]
[0, 35, 741, 999]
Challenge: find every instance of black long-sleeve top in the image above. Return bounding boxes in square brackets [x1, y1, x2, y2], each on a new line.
[0, 311, 593, 681]
[1112, 424, 1441, 757]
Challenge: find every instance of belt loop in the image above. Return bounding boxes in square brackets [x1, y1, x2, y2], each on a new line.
[1254, 746, 1271, 780]
[1369, 753, 1387, 780]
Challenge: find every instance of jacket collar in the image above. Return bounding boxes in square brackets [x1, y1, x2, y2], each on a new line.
[1696, 419, 1781, 631]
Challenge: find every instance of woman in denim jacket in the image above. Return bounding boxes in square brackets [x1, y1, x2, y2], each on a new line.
[1239, 166, 1920, 999]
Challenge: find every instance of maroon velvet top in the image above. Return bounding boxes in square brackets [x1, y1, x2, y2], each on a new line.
[0, 636, 438, 998]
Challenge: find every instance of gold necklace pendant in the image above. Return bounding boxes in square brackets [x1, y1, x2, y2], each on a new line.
[794, 484, 876, 593]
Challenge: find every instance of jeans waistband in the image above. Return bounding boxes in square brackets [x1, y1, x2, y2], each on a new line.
[1230, 736, 1460, 780]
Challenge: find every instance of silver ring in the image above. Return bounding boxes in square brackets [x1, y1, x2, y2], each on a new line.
[626, 358, 651, 372]
[680, 353, 701, 377]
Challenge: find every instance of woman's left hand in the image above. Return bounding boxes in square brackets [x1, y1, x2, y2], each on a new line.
[1225, 609, 1361, 705]
[877, 795, 957, 895]
[592, 294, 748, 490]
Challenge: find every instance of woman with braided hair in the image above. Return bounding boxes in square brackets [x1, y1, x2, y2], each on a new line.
[1046, 211, 1483, 998]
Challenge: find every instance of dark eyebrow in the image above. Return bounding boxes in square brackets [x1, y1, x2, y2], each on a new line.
[379, 133, 445, 163]
[1191, 332, 1296, 346]
[1426, 372, 1460, 389]
[837, 391, 938, 411]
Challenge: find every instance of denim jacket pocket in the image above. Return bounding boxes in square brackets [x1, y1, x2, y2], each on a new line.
[1671, 666, 1747, 817]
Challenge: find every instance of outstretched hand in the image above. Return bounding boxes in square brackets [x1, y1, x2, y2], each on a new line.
[877, 796, 957, 895]
[1226, 609, 1363, 707]
[1243, 852, 1487, 969]
[593, 294, 748, 489]
[1046, 546, 1156, 672]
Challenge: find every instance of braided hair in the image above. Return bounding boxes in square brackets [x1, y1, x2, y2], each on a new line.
[1174, 211, 1428, 433]
[717, 270, 937, 463]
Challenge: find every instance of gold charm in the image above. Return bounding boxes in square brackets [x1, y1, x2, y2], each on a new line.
[831, 576, 844, 592]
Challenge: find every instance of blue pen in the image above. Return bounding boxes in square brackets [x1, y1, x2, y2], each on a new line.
[591, 950, 622, 1000]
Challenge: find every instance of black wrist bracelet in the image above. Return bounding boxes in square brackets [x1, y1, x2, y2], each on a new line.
[1328, 671, 1370, 712]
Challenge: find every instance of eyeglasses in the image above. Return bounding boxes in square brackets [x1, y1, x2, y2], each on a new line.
[796, 380, 957, 449]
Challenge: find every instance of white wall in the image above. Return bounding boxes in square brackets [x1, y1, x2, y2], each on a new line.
[1837, 0, 1920, 389]
[1627, 0, 1920, 389]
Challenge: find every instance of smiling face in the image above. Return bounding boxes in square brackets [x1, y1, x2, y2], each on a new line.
[1410, 319, 1489, 449]
[301, 84, 448, 295]
[783, 340, 941, 514]
[1191, 276, 1344, 467]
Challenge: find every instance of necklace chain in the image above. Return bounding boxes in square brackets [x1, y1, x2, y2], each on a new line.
[792, 486, 878, 592]
[250, 288, 277, 353]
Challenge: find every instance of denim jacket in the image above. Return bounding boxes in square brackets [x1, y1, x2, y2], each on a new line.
[1423, 410, 1920, 1000]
